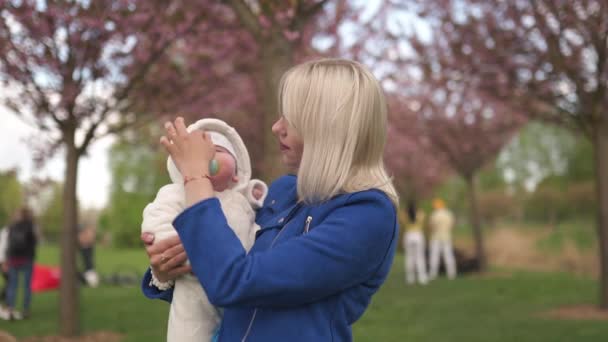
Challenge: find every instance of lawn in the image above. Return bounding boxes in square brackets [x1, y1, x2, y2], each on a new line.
[1, 245, 608, 341]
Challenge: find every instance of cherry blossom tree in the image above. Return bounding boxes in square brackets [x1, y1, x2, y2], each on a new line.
[0, 0, 391, 335]
[403, 0, 608, 308]
[0, 0, 222, 335]
[385, 94, 447, 202]
[414, 84, 525, 269]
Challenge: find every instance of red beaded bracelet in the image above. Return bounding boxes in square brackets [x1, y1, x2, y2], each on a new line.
[183, 174, 211, 186]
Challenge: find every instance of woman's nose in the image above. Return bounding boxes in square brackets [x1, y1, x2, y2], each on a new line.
[271, 118, 282, 135]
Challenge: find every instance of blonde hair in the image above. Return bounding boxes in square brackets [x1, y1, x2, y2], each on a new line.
[278, 58, 398, 206]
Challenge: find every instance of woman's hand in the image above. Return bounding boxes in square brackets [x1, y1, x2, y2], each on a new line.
[141, 232, 191, 282]
[160, 117, 215, 179]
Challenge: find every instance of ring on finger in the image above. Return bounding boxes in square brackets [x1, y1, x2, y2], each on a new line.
[160, 254, 168, 263]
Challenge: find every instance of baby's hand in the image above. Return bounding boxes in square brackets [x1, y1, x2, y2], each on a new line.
[252, 183, 264, 200]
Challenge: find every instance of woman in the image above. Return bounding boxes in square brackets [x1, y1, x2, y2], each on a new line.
[142, 58, 399, 341]
[5, 207, 37, 320]
[403, 200, 428, 285]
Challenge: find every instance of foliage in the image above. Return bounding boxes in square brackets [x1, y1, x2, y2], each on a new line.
[37, 182, 64, 242]
[498, 122, 582, 192]
[404, 0, 607, 134]
[385, 96, 448, 201]
[0, 1, 238, 332]
[563, 136, 595, 183]
[403, 0, 608, 300]
[0, 169, 23, 227]
[524, 181, 597, 224]
[536, 219, 597, 254]
[476, 190, 519, 225]
[100, 128, 169, 248]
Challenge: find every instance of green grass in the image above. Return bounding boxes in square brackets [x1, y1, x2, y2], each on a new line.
[356, 256, 608, 341]
[2, 247, 608, 341]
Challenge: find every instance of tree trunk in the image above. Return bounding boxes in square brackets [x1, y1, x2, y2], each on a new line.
[466, 174, 486, 271]
[594, 118, 608, 310]
[60, 127, 80, 336]
[259, 38, 293, 181]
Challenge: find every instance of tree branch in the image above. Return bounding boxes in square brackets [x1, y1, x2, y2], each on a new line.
[225, 0, 263, 40]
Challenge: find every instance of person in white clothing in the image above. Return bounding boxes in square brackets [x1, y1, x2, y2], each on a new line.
[428, 198, 457, 280]
[141, 118, 267, 342]
[0, 226, 9, 309]
[402, 200, 428, 285]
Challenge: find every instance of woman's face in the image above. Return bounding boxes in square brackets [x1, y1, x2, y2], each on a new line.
[272, 116, 303, 173]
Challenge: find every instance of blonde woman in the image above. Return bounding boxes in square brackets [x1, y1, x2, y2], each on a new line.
[141, 58, 399, 341]
[403, 200, 428, 285]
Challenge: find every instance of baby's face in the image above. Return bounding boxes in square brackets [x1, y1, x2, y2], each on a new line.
[208, 146, 238, 192]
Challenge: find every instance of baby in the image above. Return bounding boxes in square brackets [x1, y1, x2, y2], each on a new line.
[141, 118, 267, 342]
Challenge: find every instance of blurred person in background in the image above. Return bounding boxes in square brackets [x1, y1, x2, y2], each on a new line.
[403, 200, 428, 285]
[2, 207, 38, 320]
[0, 224, 9, 310]
[78, 222, 99, 288]
[429, 198, 457, 280]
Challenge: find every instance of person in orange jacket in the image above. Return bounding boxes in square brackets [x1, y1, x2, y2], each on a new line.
[429, 199, 457, 280]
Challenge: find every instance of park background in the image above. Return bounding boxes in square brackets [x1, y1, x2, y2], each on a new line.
[0, 0, 607, 341]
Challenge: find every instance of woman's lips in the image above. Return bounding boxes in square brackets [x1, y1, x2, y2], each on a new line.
[279, 143, 289, 151]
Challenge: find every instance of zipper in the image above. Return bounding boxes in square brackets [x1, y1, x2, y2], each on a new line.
[241, 206, 303, 341]
[240, 309, 257, 342]
[304, 216, 312, 233]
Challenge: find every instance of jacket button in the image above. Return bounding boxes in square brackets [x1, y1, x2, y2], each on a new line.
[278, 218, 284, 223]
[271, 200, 276, 205]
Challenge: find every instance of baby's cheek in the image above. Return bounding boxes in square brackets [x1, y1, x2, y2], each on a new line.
[210, 155, 237, 191]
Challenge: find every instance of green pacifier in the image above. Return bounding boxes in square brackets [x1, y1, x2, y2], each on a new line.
[209, 159, 220, 176]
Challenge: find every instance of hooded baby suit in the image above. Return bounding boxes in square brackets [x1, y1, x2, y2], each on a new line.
[141, 118, 268, 342]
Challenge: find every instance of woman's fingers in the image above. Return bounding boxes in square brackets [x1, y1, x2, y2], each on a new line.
[167, 264, 192, 278]
[174, 117, 188, 137]
[160, 251, 188, 272]
[141, 232, 155, 246]
[165, 121, 177, 138]
[144, 234, 181, 258]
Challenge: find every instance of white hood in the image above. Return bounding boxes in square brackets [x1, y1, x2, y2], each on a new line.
[167, 118, 252, 193]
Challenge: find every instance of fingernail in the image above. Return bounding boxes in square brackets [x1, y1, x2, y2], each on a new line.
[142, 233, 153, 243]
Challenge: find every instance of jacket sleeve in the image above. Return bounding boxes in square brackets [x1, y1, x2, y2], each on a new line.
[141, 268, 174, 302]
[174, 192, 397, 308]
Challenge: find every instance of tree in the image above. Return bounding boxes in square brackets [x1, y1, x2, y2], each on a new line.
[407, 0, 608, 308]
[497, 122, 580, 193]
[385, 95, 448, 202]
[0, 1, 215, 335]
[0, 1, 409, 334]
[146, 0, 346, 179]
[36, 181, 64, 242]
[395, 82, 525, 270]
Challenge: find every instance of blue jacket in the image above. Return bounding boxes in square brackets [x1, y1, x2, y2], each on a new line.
[142, 175, 398, 341]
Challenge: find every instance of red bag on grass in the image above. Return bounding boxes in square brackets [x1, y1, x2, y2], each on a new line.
[31, 264, 60, 292]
